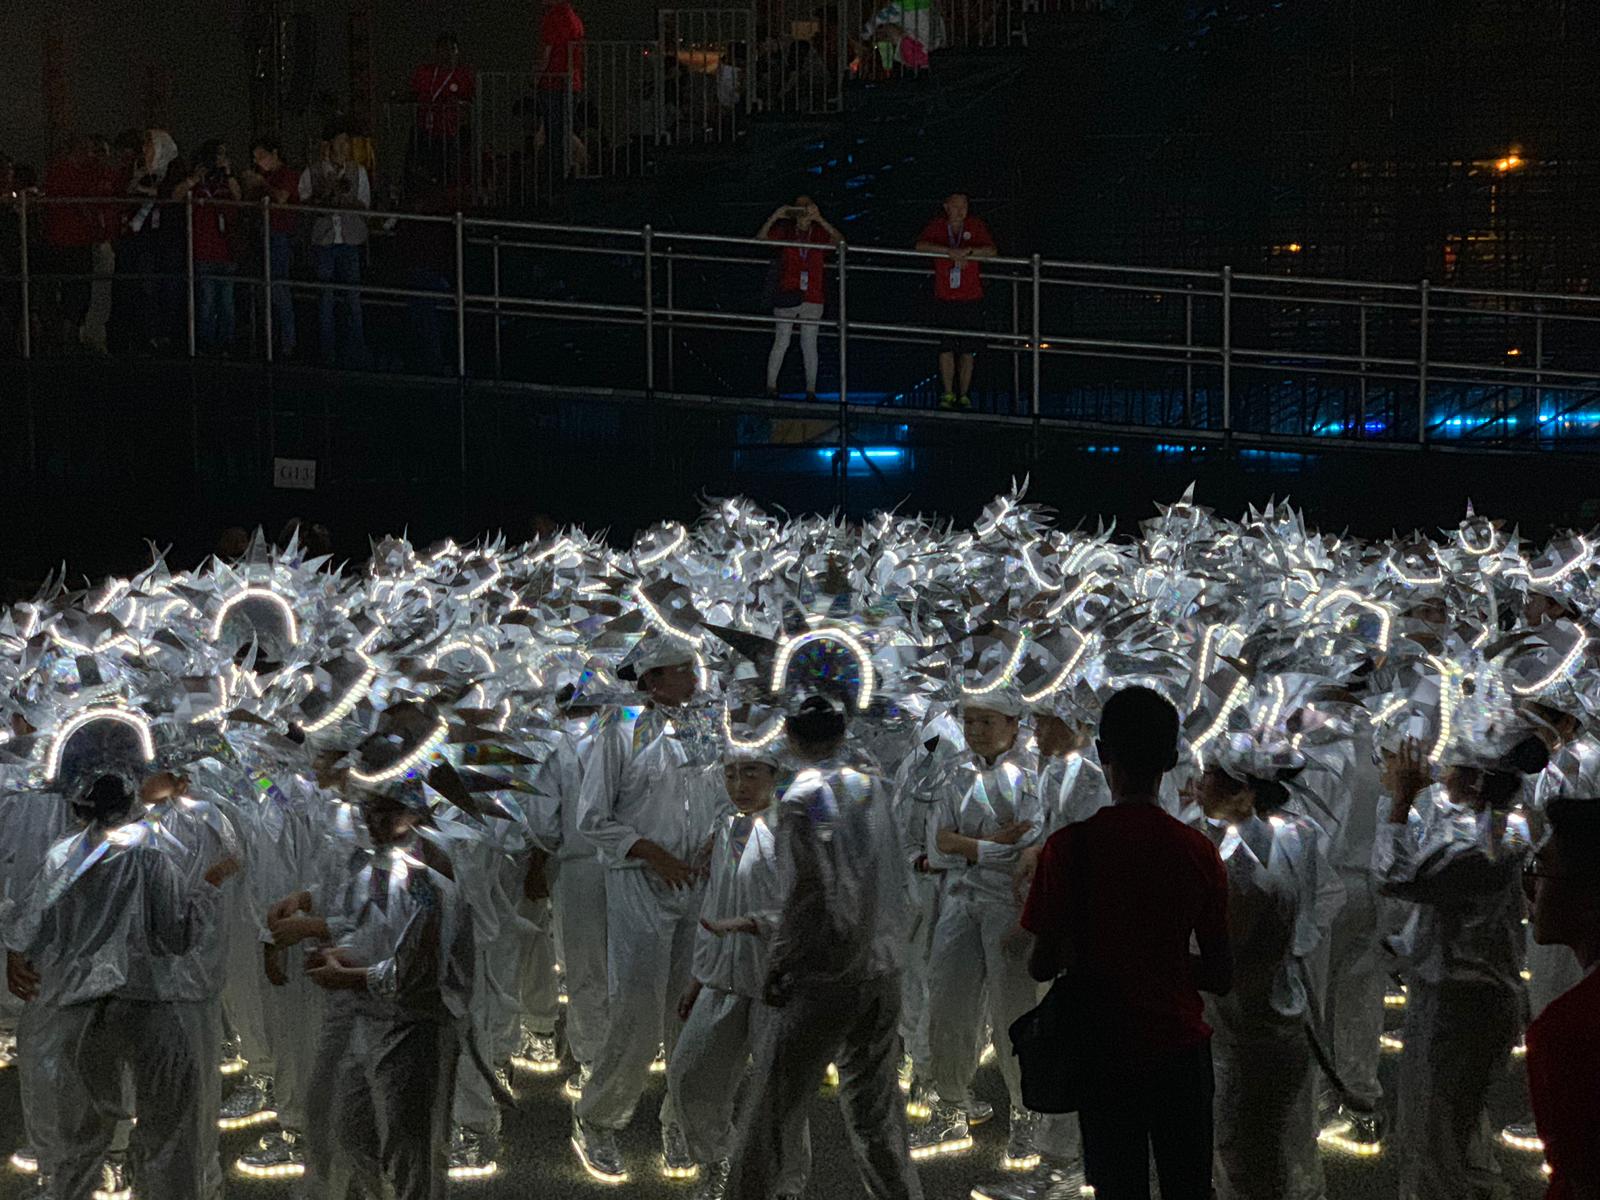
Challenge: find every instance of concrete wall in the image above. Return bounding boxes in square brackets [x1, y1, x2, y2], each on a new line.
[0, 0, 656, 168]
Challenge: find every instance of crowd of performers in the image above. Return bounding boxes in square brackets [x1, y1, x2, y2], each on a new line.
[0, 483, 1596, 1200]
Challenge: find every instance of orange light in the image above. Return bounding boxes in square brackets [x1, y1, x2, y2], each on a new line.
[1507, 347, 1522, 357]
[1496, 154, 1524, 173]
[1287, 242, 1303, 253]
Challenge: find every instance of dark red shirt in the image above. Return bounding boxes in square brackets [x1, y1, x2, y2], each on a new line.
[539, 4, 586, 93]
[191, 180, 235, 263]
[42, 156, 109, 247]
[918, 214, 995, 301]
[767, 220, 832, 305]
[1021, 802, 1228, 1067]
[1528, 966, 1600, 1200]
[411, 63, 477, 136]
[263, 164, 299, 235]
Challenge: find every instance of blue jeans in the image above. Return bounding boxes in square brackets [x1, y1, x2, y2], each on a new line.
[313, 244, 367, 368]
[406, 268, 452, 375]
[268, 232, 296, 355]
[196, 261, 236, 352]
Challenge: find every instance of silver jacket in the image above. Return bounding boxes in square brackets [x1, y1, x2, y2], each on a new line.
[692, 802, 783, 998]
[7, 817, 224, 1007]
[577, 705, 727, 870]
[1375, 788, 1528, 994]
[767, 753, 909, 990]
[1037, 750, 1111, 836]
[526, 718, 601, 864]
[139, 792, 243, 1001]
[923, 745, 1043, 908]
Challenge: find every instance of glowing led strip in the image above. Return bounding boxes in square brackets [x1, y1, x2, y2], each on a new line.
[1261, 675, 1288, 733]
[1020, 629, 1089, 704]
[212, 588, 300, 646]
[572, 1138, 629, 1185]
[1311, 589, 1394, 653]
[524, 537, 571, 566]
[770, 627, 876, 709]
[1426, 656, 1461, 765]
[722, 705, 786, 751]
[635, 523, 688, 568]
[1190, 676, 1250, 762]
[348, 718, 448, 785]
[49, 629, 134, 655]
[1526, 536, 1590, 585]
[1511, 634, 1588, 695]
[1390, 556, 1444, 587]
[1458, 525, 1498, 556]
[87, 579, 130, 614]
[1499, 1128, 1544, 1154]
[632, 585, 705, 648]
[974, 498, 1013, 539]
[449, 1162, 501, 1181]
[910, 1135, 974, 1161]
[1017, 540, 1054, 590]
[1195, 623, 1245, 682]
[1045, 571, 1105, 620]
[1369, 697, 1407, 725]
[427, 641, 495, 675]
[218, 1109, 278, 1131]
[233, 1159, 306, 1180]
[46, 706, 156, 781]
[460, 563, 503, 600]
[1317, 1121, 1384, 1159]
[962, 633, 1030, 700]
[659, 1162, 700, 1181]
[1001, 1153, 1043, 1173]
[301, 656, 380, 734]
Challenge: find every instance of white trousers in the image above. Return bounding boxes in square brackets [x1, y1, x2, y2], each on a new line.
[575, 868, 699, 1130]
[259, 945, 324, 1133]
[1213, 1022, 1325, 1200]
[667, 986, 811, 1189]
[899, 873, 938, 1076]
[550, 854, 609, 1068]
[1394, 981, 1518, 1200]
[728, 973, 923, 1200]
[1309, 868, 1387, 1111]
[52, 998, 214, 1200]
[926, 897, 1039, 1112]
[456, 898, 540, 1137]
[767, 301, 825, 390]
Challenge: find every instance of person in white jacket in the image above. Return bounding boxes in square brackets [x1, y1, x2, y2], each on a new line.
[668, 738, 812, 1200]
[571, 637, 725, 1184]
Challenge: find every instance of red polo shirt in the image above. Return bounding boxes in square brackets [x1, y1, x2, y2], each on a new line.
[43, 156, 109, 247]
[919, 214, 995, 302]
[411, 63, 477, 136]
[767, 220, 832, 305]
[1528, 967, 1600, 1200]
[539, 4, 586, 93]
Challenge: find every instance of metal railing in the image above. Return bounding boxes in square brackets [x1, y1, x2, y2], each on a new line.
[8, 191, 1600, 451]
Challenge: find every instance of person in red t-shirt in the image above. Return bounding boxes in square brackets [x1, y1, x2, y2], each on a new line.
[756, 195, 843, 401]
[246, 135, 298, 358]
[175, 140, 243, 353]
[1021, 687, 1232, 1200]
[915, 192, 997, 410]
[42, 136, 108, 346]
[1525, 797, 1600, 1200]
[536, 0, 586, 188]
[411, 33, 477, 139]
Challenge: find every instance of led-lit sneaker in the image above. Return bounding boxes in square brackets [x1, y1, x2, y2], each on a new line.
[571, 1114, 626, 1184]
[694, 1159, 731, 1200]
[1500, 1121, 1544, 1153]
[235, 1128, 305, 1179]
[448, 1127, 499, 1180]
[909, 1103, 971, 1159]
[564, 1063, 594, 1102]
[1317, 1105, 1385, 1155]
[906, 1078, 939, 1121]
[898, 1053, 915, 1094]
[512, 1028, 561, 1074]
[0, 1030, 16, 1069]
[1003, 1108, 1040, 1170]
[970, 1162, 1091, 1200]
[968, 1099, 995, 1127]
[96, 1153, 132, 1200]
[660, 1123, 698, 1180]
[218, 1074, 275, 1129]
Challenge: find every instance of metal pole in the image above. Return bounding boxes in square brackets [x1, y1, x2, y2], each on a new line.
[1184, 285, 1194, 426]
[643, 225, 656, 394]
[1417, 278, 1430, 445]
[18, 193, 29, 361]
[492, 236, 502, 379]
[1030, 253, 1042, 422]
[454, 212, 467, 379]
[1358, 302, 1368, 436]
[262, 195, 274, 364]
[666, 253, 676, 391]
[1011, 278, 1020, 410]
[185, 193, 197, 358]
[837, 240, 849, 512]
[1221, 266, 1233, 437]
[1534, 311, 1545, 434]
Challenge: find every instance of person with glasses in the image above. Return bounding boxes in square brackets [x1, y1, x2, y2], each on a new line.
[1523, 798, 1600, 1200]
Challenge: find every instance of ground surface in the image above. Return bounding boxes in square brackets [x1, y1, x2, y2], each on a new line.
[0, 1010, 1550, 1200]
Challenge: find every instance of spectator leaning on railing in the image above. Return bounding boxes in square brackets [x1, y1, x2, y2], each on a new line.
[916, 191, 996, 411]
[245, 134, 299, 359]
[176, 140, 243, 355]
[299, 123, 372, 369]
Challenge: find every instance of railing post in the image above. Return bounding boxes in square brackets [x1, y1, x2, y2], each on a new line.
[185, 193, 197, 358]
[455, 212, 467, 379]
[1221, 265, 1233, 437]
[1184, 283, 1195, 426]
[492, 236, 502, 379]
[18, 193, 30, 361]
[643, 225, 655, 395]
[1011, 278, 1021, 411]
[1030, 253, 1042, 422]
[1534, 309, 1545, 433]
[666, 253, 676, 391]
[837, 240, 849, 512]
[1358, 301, 1368, 436]
[1417, 278, 1430, 445]
[261, 195, 274, 364]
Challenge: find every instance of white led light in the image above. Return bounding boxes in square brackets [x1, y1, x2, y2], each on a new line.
[1525, 537, 1590, 585]
[87, 579, 130, 614]
[974, 498, 1013, 539]
[632, 584, 705, 648]
[1384, 986, 1408, 1008]
[635, 524, 688, 568]
[1002, 1153, 1042, 1173]
[1389, 556, 1443, 587]
[218, 1109, 278, 1131]
[427, 641, 496, 675]
[659, 1161, 700, 1181]
[1021, 629, 1089, 704]
[1311, 588, 1394, 653]
[1511, 635, 1588, 696]
[1378, 1033, 1404, 1053]
[1045, 572, 1104, 618]
[50, 629, 134, 655]
[824, 1063, 840, 1088]
[219, 1055, 248, 1076]
[348, 718, 448, 785]
[461, 563, 503, 601]
[45, 706, 156, 781]
[448, 1161, 500, 1181]
[963, 634, 1030, 699]
[301, 656, 379, 734]
[722, 706, 786, 751]
[1194, 623, 1244, 682]
[1426, 656, 1461, 765]
[212, 588, 300, 646]
[233, 1159, 306, 1180]
[1190, 677, 1250, 759]
[910, 1135, 974, 1161]
[1369, 696, 1407, 725]
[1512, 1040, 1527, 1058]
[9, 1151, 38, 1174]
[510, 1053, 563, 1075]
[1317, 1122, 1384, 1159]
[1499, 1128, 1544, 1154]
[1458, 526, 1499, 556]
[571, 1139, 629, 1186]
[770, 627, 876, 709]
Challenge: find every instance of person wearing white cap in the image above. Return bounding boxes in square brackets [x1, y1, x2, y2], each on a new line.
[725, 694, 923, 1200]
[915, 694, 1044, 1166]
[5, 766, 240, 1200]
[667, 739, 812, 1200]
[571, 636, 725, 1184]
[1378, 735, 1541, 1200]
